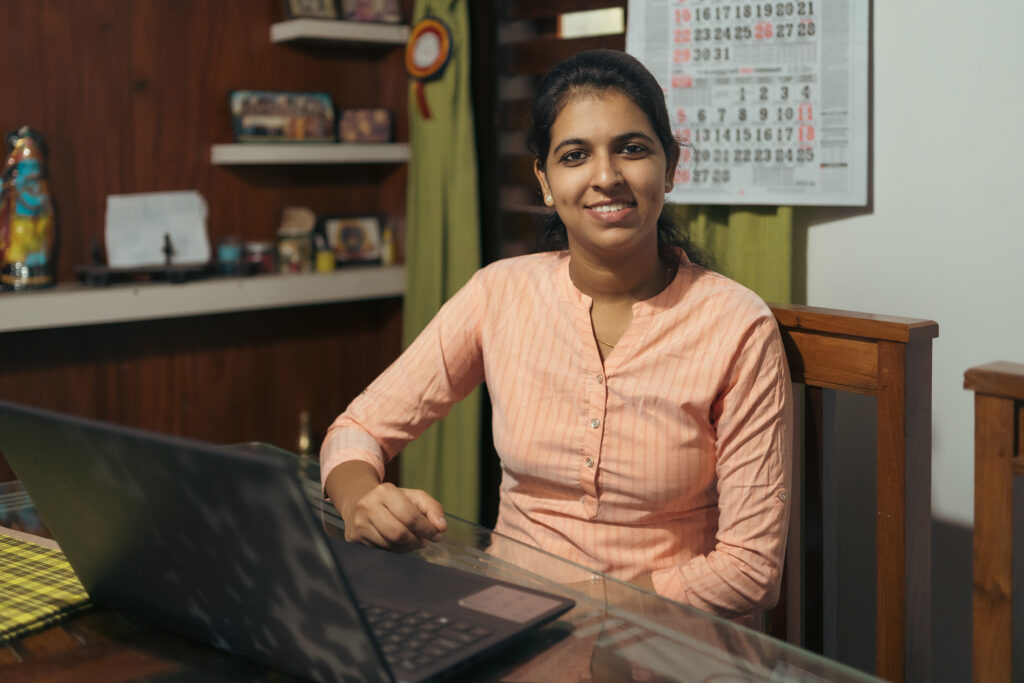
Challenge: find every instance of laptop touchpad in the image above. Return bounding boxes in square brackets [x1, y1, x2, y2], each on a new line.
[349, 554, 493, 605]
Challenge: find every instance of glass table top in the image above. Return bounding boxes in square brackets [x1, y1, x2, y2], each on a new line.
[282, 447, 878, 683]
[0, 443, 880, 682]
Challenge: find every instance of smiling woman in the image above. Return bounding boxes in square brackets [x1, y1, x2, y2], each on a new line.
[320, 49, 794, 621]
[534, 91, 670, 265]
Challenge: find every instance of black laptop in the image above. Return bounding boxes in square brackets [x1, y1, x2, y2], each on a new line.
[0, 401, 574, 682]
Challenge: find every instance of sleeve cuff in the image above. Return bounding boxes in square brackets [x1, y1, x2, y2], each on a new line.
[319, 429, 388, 498]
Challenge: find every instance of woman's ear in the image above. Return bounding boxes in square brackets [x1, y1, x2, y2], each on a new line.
[534, 160, 552, 204]
[666, 146, 681, 192]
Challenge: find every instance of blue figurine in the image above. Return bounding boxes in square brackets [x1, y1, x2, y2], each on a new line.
[1, 126, 56, 289]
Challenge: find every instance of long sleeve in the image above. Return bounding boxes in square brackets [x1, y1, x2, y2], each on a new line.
[651, 317, 793, 617]
[320, 274, 486, 490]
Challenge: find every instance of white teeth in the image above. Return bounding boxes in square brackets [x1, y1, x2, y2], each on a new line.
[591, 203, 630, 213]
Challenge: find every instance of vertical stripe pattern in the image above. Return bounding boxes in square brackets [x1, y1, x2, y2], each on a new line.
[322, 250, 792, 618]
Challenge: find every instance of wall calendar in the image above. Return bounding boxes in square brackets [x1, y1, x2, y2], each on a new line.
[627, 0, 868, 206]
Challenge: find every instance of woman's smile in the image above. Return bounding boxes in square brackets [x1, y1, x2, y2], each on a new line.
[586, 200, 636, 222]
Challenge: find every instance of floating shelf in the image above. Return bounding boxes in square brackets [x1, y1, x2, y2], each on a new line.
[270, 19, 410, 45]
[0, 266, 405, 334]
[210, 142, 410, 165]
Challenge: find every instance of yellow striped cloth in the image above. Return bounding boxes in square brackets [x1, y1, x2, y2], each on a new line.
[0, 534, 91, 642]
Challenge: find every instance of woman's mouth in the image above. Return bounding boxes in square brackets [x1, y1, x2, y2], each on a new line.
[586, 201, 637, 222]
[589, 202, 634, 213]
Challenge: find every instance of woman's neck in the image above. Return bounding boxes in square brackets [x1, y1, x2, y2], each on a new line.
[568, 245, 670, 304]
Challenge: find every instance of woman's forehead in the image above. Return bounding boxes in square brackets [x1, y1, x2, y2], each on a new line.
[551, 89, 656, 139]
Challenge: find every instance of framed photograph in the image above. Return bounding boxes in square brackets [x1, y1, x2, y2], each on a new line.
[230, 90, 336, 143]
[339, 0, 401, 23]
[283, 0, 339, 19]
[323, 216, 383, 264]
[338, 108, 393, 143]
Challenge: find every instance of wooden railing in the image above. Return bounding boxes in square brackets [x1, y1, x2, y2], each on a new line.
[965, 361, 1024, 683]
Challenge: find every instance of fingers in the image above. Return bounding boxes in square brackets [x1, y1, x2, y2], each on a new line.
[401, 488, 447, 534]
[345, 483, 445, 552]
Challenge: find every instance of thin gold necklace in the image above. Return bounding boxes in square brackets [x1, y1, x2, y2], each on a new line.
[593, 264, 673, 351]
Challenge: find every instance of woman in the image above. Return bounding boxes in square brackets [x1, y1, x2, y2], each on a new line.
[322, 50, 792, 619]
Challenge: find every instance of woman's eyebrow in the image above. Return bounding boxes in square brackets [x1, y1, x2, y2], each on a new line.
[551, 131, 657, 155]
[614, 131, 656, 145]
[551, 137, 587, 155]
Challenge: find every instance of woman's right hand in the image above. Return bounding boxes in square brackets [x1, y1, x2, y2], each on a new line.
[325, 461, 447, 552]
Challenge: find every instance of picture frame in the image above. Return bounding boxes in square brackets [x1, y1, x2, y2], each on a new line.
[338, 108, 393, 143]
[322, 215, 383, 264]
[339, 0, 402, 23]
[282, 0, 340, 20]
[229, 90, 336, 143]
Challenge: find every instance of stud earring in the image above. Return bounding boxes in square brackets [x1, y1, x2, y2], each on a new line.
[545, 194, 553, 206]
[665, 180, 673, 191]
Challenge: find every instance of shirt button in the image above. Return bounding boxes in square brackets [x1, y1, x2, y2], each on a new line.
[778, 489, 788, 502]
[596, 374, 604, 384]
[590, 418, 601, 429]
[585, 457, 595, 468]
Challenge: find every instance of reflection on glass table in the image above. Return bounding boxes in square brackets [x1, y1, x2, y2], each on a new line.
[283, 448, 878, 683]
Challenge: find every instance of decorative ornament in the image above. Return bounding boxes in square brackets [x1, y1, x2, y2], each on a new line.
[1, 126, 56, 290]
[406, 16, 452, 120]
[545, 195, 553, 206]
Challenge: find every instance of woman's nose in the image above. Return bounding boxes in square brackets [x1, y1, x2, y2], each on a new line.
[591, 153, 623, 189]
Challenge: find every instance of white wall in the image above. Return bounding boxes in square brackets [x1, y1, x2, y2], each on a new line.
[805, 1, 1024, 526]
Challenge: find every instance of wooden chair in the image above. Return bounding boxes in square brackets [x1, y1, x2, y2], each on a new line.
[768, 304, 938, 682]
[965, 361, 1024, 683]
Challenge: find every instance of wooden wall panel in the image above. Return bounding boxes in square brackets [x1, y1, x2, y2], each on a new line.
[0, 0, 412, 474]
[0, 299, 402, 452]
[0, 0, 413, 283]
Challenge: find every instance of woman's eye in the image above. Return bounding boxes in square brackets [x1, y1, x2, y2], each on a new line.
[622, 143, 648, 155]
[560, 150, 587, 163]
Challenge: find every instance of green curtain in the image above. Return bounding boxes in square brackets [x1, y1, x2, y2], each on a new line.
[675, 205, 793, 304]
[400, 0, 481, 522]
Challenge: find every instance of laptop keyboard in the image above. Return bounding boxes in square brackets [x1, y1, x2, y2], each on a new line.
[359, 601, 493, 674]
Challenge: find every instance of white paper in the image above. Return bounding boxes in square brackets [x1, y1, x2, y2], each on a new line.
[105, 191, 211, 267]
[627, 0, 869, 206]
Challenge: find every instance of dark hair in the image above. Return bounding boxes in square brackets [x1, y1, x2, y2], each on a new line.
[526, 50, 707, 267]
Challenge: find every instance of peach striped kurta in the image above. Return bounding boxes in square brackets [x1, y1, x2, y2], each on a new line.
[321, 250, 793, 618]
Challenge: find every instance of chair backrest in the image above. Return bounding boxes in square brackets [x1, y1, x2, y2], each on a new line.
[769, 303, 938, 682]
[965, 361, 1024, 683]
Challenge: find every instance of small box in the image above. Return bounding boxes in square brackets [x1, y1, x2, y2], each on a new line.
[340, 0, 401, 23]
[282, 0, 339, 19]
[323, 215, 383, 264]
[338, 109, 393, 143]
[230, 90, 335, 143]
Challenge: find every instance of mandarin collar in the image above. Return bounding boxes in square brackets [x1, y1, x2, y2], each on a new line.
[556, 248, 690, 318]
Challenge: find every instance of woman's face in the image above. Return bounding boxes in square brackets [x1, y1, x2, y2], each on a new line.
[535, 89, 674, 258]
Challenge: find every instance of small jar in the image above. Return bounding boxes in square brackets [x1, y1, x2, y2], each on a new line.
[217, 237, 243, 275]
[244, 241, 276, 275]
[276, 229, 313, 274]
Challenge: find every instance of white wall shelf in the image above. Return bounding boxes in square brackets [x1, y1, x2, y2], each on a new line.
[211, 142, 410, 165]
[270, 19, 410, 45]
[0, 266, 405, 334]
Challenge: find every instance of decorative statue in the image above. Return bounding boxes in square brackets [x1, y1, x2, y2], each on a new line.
[0, 126, 56, 290]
